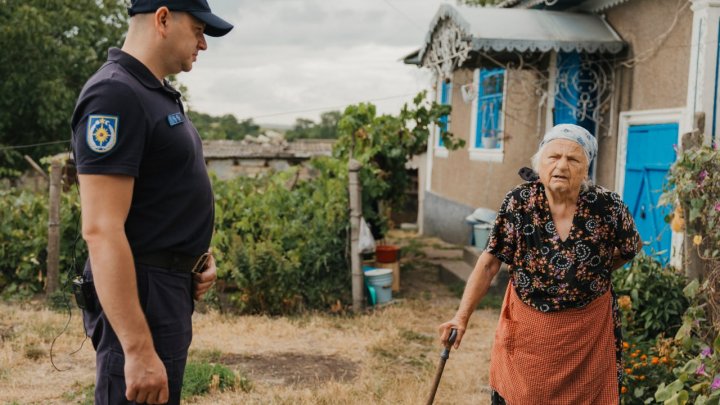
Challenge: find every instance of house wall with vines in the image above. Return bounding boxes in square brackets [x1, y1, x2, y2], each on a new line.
[605, 0, 692, 113]
[592, 0, 692, 189]
[429, 68, 544, 210]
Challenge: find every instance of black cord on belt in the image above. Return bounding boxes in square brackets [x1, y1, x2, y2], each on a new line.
[49, 155, 89, 372]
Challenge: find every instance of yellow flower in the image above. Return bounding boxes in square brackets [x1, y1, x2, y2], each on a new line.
[618, 295, 632, 311]
[671, 210, 685, 232]
[694, 235, 703, 246]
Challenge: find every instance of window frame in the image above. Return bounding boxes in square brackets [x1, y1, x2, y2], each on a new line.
[469, 67, 506, 162]
[434, 76, 452, 158]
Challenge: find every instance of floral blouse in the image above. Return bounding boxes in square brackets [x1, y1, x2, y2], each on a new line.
[486, 181, 641, 381]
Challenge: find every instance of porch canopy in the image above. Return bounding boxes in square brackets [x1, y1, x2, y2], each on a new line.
[405, 4, 625, 67]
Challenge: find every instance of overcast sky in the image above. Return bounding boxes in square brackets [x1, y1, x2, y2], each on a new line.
[177, 0, 454, 126]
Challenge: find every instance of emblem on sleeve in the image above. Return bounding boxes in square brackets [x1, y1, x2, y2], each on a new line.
[86, 115, 118, 153]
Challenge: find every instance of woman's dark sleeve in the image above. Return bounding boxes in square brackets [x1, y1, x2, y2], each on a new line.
[612, 194, 642, 260]
[486, 192, 518, 265]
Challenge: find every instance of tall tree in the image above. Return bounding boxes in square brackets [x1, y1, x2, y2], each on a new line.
[0, 0, 128, 172]
[187, 111, 260, 140]
[285, 111, 341, 141]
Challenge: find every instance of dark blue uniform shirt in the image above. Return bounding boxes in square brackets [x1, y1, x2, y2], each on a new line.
[71, 48, 214, 256]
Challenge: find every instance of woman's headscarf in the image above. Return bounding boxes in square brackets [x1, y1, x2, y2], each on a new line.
[539, 124, 598, 164]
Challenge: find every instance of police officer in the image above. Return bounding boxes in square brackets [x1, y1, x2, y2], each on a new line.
[70, 1, 232, 404]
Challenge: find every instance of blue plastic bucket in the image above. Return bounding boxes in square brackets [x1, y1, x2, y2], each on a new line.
[473, 224, 492, 249]
[365, 268, 393, 304]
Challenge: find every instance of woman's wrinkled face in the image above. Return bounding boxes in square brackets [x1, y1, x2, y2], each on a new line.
[538, 139, 589, 196]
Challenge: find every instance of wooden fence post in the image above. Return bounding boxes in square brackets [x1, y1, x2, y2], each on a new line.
[46, 159, 62, 296]
[349, 159, 364, 313]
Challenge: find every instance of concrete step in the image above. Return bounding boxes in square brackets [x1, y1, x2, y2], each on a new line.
[463, 245, 482, 268]
[437, 259, 474, 285]
[438, 245, 509, 289]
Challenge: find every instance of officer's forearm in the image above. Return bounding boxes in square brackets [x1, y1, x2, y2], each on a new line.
[86, 231, 154, 356]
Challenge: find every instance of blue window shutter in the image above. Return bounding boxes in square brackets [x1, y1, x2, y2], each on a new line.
[439, 80, 451, 147]
[554, 52, 580, 126]
[476, 68, 505, 149]
[554, 52, 596, 134]
[554, 52, 598, 176]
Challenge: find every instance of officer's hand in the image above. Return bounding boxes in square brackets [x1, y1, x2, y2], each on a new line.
[124, 350, 168, 404]
[193, 253, 216, 300]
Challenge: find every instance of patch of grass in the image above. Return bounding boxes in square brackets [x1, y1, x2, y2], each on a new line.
[24, 343, 46, 360]
[181, 361, 251, 399]
[399, 262, 415, 273]
[430, 242, 462, 250]
[448, 282, 465, 298]
[400, 238, 427, 259]
[399, 329, 433, 344]
[62, 382, 94, 405]
[477, 290, 505, 310]
[28, 319, 59, 342]
[47, 290, 73, 312]
[449, 282, 504, 310]
[189, 348, 223, 363]
[369, 335, 434, 372]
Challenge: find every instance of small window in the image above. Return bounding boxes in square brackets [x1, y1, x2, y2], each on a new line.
[437, 78, 452, 149]
[475, 68, 505, 150]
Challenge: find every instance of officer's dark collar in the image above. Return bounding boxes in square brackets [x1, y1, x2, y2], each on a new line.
[107, 47, 164, 90]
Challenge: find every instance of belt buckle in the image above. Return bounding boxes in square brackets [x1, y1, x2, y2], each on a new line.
[191, 252, 211, 274]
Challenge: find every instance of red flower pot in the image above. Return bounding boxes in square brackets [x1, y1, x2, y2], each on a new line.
[375, 245, 400, 263]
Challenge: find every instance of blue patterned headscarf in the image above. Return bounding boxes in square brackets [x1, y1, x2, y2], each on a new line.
[539, 124, 598, 164]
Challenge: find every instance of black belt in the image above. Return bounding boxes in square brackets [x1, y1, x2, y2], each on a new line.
[135, 251, 207, 273]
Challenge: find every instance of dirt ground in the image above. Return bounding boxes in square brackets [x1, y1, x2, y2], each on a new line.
[0, 232, 500, 404]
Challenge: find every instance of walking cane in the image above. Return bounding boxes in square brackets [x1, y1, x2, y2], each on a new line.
[426, 328, 458, 405]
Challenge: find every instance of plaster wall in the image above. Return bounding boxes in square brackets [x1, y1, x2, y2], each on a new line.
[430, 68, 544, 212]
[606, 0, 692, 111]
[597, 0, 692, 189]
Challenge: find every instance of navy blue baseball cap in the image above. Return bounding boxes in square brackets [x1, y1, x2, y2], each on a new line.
[128, 0, 233, 37]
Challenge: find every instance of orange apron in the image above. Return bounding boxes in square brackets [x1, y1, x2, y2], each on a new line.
[489, 282, 618, 404]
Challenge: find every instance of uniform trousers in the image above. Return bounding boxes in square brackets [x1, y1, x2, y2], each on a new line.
[83, 261, 194, 405]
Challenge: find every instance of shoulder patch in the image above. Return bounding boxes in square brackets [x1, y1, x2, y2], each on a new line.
[167, 113, 184, 127]
[86, 115, 118, 153]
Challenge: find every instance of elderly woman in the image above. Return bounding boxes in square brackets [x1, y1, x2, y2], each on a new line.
[439, 124, 642, 404]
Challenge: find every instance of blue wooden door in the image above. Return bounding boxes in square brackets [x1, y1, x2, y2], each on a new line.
[622, 123, 678, 262]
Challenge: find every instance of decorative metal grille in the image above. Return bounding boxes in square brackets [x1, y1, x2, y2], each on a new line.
[554, 53, 616, 129]
[422, 18, 471, 81]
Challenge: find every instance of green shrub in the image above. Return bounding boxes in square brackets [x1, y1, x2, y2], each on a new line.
[212, 157, 351, 314]
[619, 336, 676, 404]
[0, 188, 86, 298]
[182, 361, 247, 399]
[613, 253, 688, 340]
[332, 92, 464, 238]
[648, 279, 720, 405]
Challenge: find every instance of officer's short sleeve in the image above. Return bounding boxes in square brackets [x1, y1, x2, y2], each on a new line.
[72, 80, 147, 177]
[486, 191, 519, 265]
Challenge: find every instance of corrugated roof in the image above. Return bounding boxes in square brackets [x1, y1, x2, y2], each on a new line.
[202, 139, 335, 159]
[417, 4, 625, 63]
[497, 0, 630, 12]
